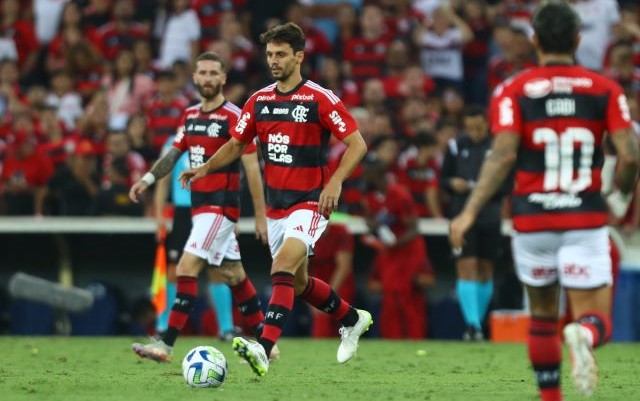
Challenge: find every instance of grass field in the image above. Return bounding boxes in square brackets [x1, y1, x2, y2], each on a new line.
[0, 337, 638, 401]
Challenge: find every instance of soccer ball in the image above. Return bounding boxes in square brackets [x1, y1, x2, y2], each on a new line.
[182, 346, 227, 388]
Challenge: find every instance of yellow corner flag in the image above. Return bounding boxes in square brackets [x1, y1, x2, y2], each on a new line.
[151, 228, 168, 316]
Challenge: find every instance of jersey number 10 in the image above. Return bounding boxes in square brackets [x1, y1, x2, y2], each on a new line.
[533, 127, 595, 192]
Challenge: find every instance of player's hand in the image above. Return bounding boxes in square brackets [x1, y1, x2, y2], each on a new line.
[319, 179, 341, 215]
[255, 215, 268, 244]
[449, 211, 476, 253]
[129, 181, 149, 203]
[449, 178, 470, 194]
[179, 167, 206, 189]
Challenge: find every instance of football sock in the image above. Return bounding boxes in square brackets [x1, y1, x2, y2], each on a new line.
[300, 276, 358, 327]
[259, 272, 295, 357]
[209, 283, 234, 336]
[528, 317, 562, 401]
[230, 276, 264, 335]
[477, 280, 494, 324]
[577, 311, 612, 349]
[457, 280, 481, 329]
[156, 281, 176, 333]
[163, 276, 198, 347]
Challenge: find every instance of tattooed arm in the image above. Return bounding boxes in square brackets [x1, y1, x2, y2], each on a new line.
[129, 148, 182, 203]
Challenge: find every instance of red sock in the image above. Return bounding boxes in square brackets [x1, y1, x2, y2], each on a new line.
[259, 272, 295, 357]
[300, 276, 358, 326]
[164, 276, 198, 346]
[528, 318, 562, 401]
[577, 311, 611, 348]
[231, 276, 264, 332]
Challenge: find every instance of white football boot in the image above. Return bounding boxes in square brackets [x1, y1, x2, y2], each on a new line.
[337, 309, 373, 363]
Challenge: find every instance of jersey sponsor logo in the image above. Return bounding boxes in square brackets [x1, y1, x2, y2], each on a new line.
[267, 132, 292, 164]
[256, 94, 276, 101]
[175, 126, 185, 143]
[273, 107, 289, 115]
[545, 98, 576, 117]
[189, 144, 206, 168]
[207, 122, 222, 137]
[551, 77, 593, 94]
[291, 105, 309, 122]
[329, 110, 346, 133]
[527, 192, 583, 210]
[235, 112, 251, 134]
[618, 94, 631, 122]
[523, 78, 552, 99]
[499, 97, 514, 126]
[261, 106, 270, 114]
[292, 93, 314, 101]
[209, 113, 228, 120]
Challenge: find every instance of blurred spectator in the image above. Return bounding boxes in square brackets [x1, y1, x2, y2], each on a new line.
[145, 70, 188, 152]
[82, 0, 113, 30]
[126, 113, 156, 164]
[487, 21, 535, 92]
[604, 42, 640, 96]
[0, 0, 39, 79]
[132, 40, 156, 78]
[570, 0, 621, 71]
[154, 0, 201, 70]
[462, 0, 491, 104]
[397, 133, 443, 218]
[308, 221, 356, 337]
[76, 90, 110, 155]
[216, 12, 255, 82]
[171, 60, 199, 103]
[363, 159, 435, 339]
[45, 70, 83, 130]
[0, 59, 22, 119]
[414, 5, 474, 92]
[286, 3, 332, 79]
[101, 49, 155, 122]
[65, 41, 103, 101]
[36, 105, 75, 167]
[0, 129, 54, 215]
[318, 57, 360, 108]
[300, 0, 363, 44]
[361, 78, 388, 116]
[96, 0, 149, 62]
[48, 139, 99, 216]
[377, 0, 425, 40]
[192, 0, 237, 50]
[102, 130, 146, 189]
[401, 97, 434, 137]
[92, 155, 144, 216]
[342, 4, 390, 85]
[382, 41, 436, 104]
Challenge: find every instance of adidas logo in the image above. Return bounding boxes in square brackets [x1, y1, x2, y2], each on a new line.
[190, 241, 197, 248]
[261, 106, 270, 114]
[293, 225, 304, 232]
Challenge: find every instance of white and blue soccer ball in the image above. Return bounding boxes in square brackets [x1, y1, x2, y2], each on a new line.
[182, 346, 227, 388]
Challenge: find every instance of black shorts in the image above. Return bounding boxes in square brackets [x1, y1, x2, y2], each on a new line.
[456, 222, 502, 261]
[166, 206, 192, 263]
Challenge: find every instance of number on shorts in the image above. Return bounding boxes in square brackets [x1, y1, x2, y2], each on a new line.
[532, 127, 595, 192]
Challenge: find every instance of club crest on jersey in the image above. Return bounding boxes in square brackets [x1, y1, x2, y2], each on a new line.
[291, 105, 309, 122]
[207, 122, 222, 137]
[524, 78, 552, 99]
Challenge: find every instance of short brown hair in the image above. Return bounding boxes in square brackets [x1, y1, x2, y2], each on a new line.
[194, 52, 227, 71]
[259, 22, 306, 53]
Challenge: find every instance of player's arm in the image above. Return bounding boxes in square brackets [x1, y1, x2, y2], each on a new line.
[426, 186, 444, 218]
[609, 128, 640, 195]
[449, 131, 519, 248]
[319, 131, 367, 215]
[129, 148, 181, 202]
[179, 137, 249, 188]
[240, 151, 268, 244]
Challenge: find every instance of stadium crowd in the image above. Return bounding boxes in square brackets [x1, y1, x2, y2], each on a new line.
[1, 0, 639, 339]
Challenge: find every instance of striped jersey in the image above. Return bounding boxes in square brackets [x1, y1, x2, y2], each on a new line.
[173, 100, 257, 221]
[489, 64, 632, 232]
[231, 79, 359, 218]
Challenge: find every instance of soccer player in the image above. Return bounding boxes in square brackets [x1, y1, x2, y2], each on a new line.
[449, 3, 639, 400]
[129, 52, 268, 363]
[180, 22, 371, 377]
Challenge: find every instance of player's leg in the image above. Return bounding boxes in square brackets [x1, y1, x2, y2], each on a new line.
[513, 230, 563, 401]
[560, 227, 612, 396]
[476, 223, 500, 338]
[207, 268, 234, 340]
[455, 225, 482, 340]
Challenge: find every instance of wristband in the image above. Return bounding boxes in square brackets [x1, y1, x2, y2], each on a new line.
[141, 172, 156, 186]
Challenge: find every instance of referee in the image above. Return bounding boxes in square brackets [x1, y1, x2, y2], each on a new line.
[440, 105, 511, 341]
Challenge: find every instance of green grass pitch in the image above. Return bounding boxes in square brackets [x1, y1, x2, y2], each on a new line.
[0, 337, 638, 401]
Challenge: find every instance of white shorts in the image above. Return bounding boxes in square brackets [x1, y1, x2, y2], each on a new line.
[512, 227, 612, 289]
[183, 213, 240, 266]
[267, 209, 328, 257]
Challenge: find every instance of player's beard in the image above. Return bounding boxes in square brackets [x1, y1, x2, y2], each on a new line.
[271, 63, 294, 82]
[196, 82, 221, 100]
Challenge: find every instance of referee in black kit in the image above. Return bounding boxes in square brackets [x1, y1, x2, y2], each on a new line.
[440, 105, 512, 341]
